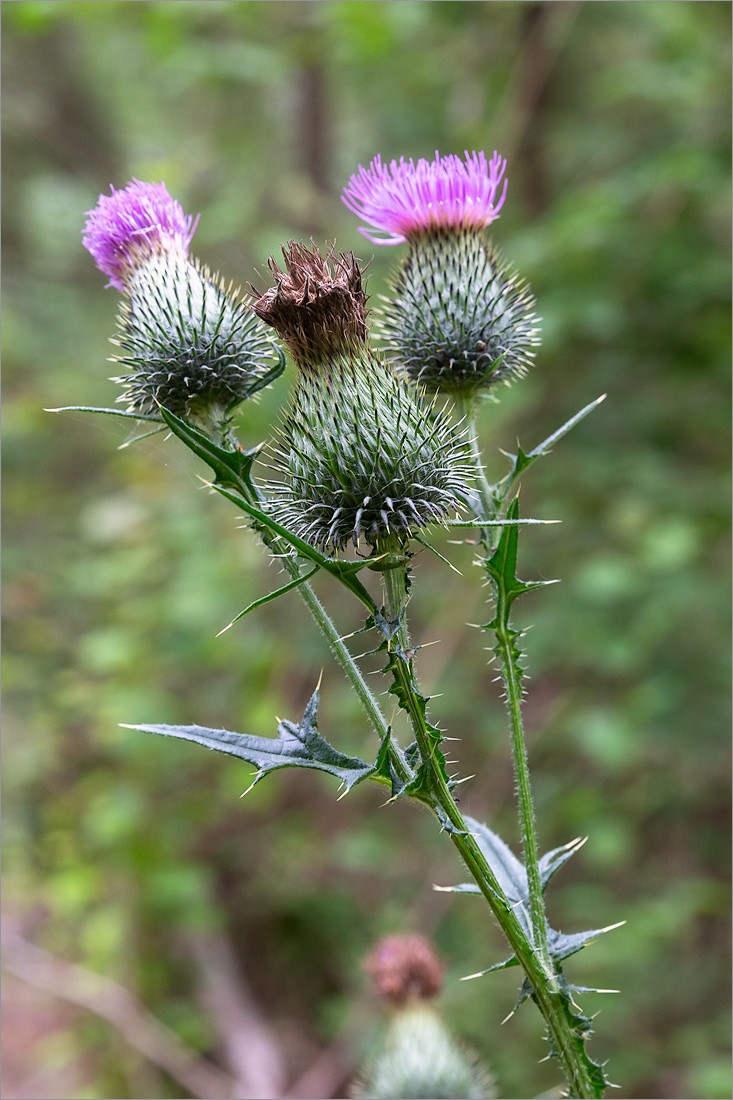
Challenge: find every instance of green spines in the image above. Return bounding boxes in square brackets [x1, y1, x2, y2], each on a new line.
[268, 349, 473, 551]
[380, 231, 540, 397]
[354, 1005, 496, 1100]
[112, 252, 282, 426]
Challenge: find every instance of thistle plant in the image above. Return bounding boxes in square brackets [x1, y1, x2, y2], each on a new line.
[58, 154, 621, 1100]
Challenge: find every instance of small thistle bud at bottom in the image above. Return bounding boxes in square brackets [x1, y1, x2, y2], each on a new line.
[266, 351, 473, 553]
[352, 1005, 496, 1100]
[364, 934, 444, 1005]
[112, 251, 282, 428]
[380, 230, 540, 398]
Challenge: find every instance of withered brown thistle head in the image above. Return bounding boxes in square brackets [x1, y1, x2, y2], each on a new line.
[253, 240, 369, 367]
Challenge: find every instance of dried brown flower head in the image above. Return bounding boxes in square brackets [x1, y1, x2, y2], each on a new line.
[253, 241, 369, 367]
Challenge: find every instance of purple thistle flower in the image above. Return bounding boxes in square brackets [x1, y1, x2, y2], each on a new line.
[83, 179, 199, 291]
[341, 150, 507, 245]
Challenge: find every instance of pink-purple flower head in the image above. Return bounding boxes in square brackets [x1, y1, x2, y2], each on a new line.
[83, 179, 199, 291]
[341, 150, 507, 245]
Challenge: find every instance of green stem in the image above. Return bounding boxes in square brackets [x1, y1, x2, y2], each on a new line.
[493, 617, 551, 968]
[460, 396, 496, 525]
[456, 394, 550, 961]
[381, 556, 598, 1098]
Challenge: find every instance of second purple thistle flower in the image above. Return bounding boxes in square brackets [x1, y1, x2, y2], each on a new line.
[341, 150, 507, 245]
[342, 149, 540, 399]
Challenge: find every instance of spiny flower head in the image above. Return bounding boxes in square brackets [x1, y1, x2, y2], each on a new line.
[84, 179, 282, 427]
[113, 254, 282, 424]
[83, 179, 198, 291]
[380, 233, 540, 396]
[342, 150, 540, 397]
[253, 243, 472, 553]
[341, 150, 507, 245]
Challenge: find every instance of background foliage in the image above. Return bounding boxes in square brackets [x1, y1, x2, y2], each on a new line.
[2, 3, 730, 1098]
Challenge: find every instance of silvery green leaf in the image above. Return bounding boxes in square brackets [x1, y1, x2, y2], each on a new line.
[125, 686, 375, 793]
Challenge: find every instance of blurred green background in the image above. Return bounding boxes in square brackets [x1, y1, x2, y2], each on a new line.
[2, 3, 730, 1098]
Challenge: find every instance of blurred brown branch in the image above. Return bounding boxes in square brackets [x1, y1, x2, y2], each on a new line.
[188, 930, 286, 1100]
[1, 917, 240, 1100]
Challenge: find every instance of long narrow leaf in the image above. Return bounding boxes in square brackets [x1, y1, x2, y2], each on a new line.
[210, 481, 378, 613]
[443, 517, 560, 527]
[216, 566, 319, 635]
[501, 395, 607, 491]
[527, 394, 607, 461]
[46, 405, 163, 423]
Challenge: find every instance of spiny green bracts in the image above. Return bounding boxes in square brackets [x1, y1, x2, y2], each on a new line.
[380, 230, 540, 398]
[352, 1005, 496, 1100]
[111, 251, 282, 428]
[253, 242, 472, 553]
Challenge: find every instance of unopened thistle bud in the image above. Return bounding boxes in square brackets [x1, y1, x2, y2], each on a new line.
[342, 151, 540, 398]
[253, 242, 472, 553]
[353, 935, 496, 1100]
[83, 180, 282, 426]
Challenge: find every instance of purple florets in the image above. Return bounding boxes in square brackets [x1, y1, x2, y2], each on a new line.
[341, 150, 507, 245]
[83, 179, 199, 291]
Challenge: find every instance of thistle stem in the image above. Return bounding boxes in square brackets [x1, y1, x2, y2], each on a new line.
[493, 616, 551, 968]
[455, 392, 550, 964]
[458, 394, 497, 529]
[381, 554, 599, 1098]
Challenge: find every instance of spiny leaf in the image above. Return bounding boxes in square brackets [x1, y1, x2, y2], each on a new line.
[483, 497, 557, 614]
[500, 395, 607, 492]
[380, 646, 450, 804]
[547, 922, 626, 963]
[373, 608, 401, 641]
[464, 816, 533, 940]
[460, 955, 520, 981]
[538, 837, 588, 891]
[159, 404, 260, 491]
[446, 818, 624, 970]
[124, 686, 376, 793]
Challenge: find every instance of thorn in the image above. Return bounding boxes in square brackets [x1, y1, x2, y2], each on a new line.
[316, 669, 324, 691]
[599, 920, 626, 934]
[500, 1009, 516, 1024]
[239, 771, 264, 797]
[452, 774, 475, 786]
[460, 970, 488, 981]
